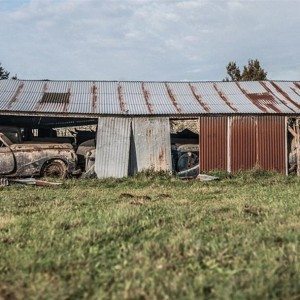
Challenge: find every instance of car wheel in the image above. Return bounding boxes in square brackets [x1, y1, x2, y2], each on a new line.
[42, 160, 67, 179]
[177, 152, 199, 172]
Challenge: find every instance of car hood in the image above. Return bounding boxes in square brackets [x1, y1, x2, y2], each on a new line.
[11, 143, 74, 151]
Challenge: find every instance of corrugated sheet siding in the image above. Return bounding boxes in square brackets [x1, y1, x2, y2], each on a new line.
[199, 116, 287, 173]
[199, 117, 227, 172]
[95, 117, 131, 178]
[131, 117, 172, 173]
[257, 116, 286, 173]
[230, 117, 257, 172]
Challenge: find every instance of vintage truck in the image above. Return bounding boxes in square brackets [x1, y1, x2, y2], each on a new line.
[0, 127, 80, 178]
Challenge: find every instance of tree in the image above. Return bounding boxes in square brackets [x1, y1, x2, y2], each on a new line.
[0, 63, 10, 79]
[224, 59, 267, 81]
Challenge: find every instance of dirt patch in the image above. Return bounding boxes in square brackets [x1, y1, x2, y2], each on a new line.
[119, 193, 135, 199]
[157, 193, 172, 199]
[243, 204, 264, 217]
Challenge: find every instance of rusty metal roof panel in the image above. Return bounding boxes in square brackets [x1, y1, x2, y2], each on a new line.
[268, 81, 300, 110]
[10, 92, 41, 112]
[121, 81, 150, 115]
[166, 82, 207, 114]
[97, 81, 122, 115]
[237, 81, 294, 114]
[259, 81, 300, 113]
[143, 82, 178, 115]
[215, 82, 262, 113]
[191, 82, 234, 113]
[1, 79, 300, 117]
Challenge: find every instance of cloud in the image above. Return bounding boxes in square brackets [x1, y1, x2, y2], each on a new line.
[0, 0, 299, 80]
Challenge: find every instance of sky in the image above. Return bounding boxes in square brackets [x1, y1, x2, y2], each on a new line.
[0, 0, 299, 81]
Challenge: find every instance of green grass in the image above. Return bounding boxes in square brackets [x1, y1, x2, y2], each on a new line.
[0, 172, 300, 299]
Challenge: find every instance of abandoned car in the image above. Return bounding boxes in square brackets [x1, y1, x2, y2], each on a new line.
[0, 127, 80, 178]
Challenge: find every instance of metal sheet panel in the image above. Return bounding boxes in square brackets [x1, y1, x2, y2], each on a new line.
[230, 116, 257, 172]
[1, 79, 300, 117]
[199, 117, 227, 172]
[257, 116, 286, 173]
[237, 81, 294, 114]
[95, 117, 131, 178]
[131, 117, 172, 172]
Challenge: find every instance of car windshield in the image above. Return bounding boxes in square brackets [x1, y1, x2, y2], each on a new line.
[4, 132, 20, 144]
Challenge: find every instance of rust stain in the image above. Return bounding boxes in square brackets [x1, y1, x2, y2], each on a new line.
[158, 148, 165, 167]
[165, 83, 181, 113]
[35, 82, 48, 110]
[250, 93, 281, 113]
[141, 82, 153, 114]
[146, 128, 153, 144]
[266, 81, 299, 111]
[91, 83, 98, 113]
[117, 83, 127, 113]
[291, 82, 300, 97]
[8, 82, 24, 108]
[235, 82, 282, 113]
[291, 87, 300, 97]
[213, 83, 238, 113]
[63, 88, 71, 112]
[294, 82, 300, 90]
[189, 83, 210, 112]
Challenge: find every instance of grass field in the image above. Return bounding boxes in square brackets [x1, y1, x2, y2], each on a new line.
[0, 171, 300, 299]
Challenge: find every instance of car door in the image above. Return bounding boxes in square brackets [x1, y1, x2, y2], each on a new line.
[0, 135, 15, 175]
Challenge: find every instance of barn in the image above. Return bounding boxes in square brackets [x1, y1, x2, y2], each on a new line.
[0, 79, 300, 177]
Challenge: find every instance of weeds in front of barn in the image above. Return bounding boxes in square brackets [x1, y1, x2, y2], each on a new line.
[0, 172, 299, 299]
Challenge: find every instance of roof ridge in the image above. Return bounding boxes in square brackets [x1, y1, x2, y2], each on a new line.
[1, 79, 300, 83]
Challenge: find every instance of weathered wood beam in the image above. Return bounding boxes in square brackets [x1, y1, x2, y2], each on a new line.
[288, 125, 297, 138]
[296, 118, 300, 176]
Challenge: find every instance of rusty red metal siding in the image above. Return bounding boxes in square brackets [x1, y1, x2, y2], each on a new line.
[257, 116, 286, 173]
[199, 116, 286, 174]
[230, 117, 257, 172]
[199, 117, 227, 172]
[230, 116, 286, 173]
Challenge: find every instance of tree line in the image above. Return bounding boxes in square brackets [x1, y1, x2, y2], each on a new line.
[0, 59, 267, 81]
[0, 63, 17, 80]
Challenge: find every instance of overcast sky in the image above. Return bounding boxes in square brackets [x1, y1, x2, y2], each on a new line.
[0, 0, 299, 81]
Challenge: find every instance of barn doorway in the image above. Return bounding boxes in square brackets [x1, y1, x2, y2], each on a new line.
[170, 118, 199, 177]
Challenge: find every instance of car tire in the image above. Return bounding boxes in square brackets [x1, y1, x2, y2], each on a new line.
[42, 160, 68, 179]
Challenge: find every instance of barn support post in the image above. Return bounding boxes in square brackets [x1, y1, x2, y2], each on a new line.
[285, 117, 288, 176]
[287, 117, 300, 176]
[227, 116, 232, 173]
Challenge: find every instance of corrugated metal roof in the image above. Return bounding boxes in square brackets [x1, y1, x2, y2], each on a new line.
[1, 79, 300, 117]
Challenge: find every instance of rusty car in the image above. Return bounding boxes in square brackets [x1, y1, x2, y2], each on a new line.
[0, 127, 80, 178]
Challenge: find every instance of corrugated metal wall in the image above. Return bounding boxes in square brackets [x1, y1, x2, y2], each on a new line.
[199, 117, 227, 172]
[131, 118, 172, 173]
[257, 116, 286, 173]
[95, 116, 286, 177]
[95, 117, 131, 178]
[199, 116, 287, 174]
[95, 117, 172, 178]
[230, 116, 257, 172]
